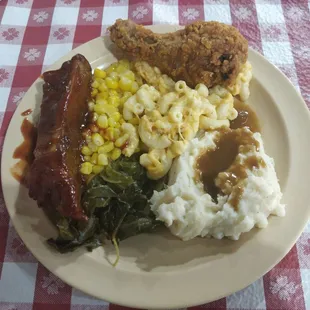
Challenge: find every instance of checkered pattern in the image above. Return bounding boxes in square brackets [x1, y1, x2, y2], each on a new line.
[0, 0, 309, 309]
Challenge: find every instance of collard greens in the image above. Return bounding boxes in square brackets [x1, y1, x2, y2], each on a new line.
[47, 154, 165, 253]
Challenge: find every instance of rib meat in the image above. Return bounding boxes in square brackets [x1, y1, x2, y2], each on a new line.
[109, 19, 248, 88]
[28, 54, 91, 221]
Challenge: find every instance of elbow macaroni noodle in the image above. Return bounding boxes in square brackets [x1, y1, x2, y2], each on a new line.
[81, 59, 253, 179]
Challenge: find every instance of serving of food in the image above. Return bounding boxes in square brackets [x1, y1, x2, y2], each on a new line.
[2, 20, 310, 308]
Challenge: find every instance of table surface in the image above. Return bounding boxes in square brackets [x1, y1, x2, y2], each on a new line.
[0, 0, 310, 309]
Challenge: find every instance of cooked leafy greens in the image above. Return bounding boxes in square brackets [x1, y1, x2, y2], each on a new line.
[47, 154, 166, 255]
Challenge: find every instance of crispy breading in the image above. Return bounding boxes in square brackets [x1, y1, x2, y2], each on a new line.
[109, 19, 248, 88]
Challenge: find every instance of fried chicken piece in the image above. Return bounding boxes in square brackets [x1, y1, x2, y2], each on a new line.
[109, 19, 248, 88]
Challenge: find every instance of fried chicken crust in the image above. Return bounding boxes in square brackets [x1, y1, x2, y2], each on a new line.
[109, 19, 248, 88]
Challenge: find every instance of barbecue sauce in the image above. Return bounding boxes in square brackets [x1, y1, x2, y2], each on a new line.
[11, 118, 37, 184]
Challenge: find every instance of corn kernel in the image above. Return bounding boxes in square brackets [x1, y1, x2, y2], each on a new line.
[92, 112, 98, 122]
[81, 146, 92, 156]
[98, 142, 114, 153]
[115, 133, 129, 147]
[96, 98, 108, 105]
[95, 78, 104, 84]
[91, 80, 100, 89]
[95, 103, 117, 116]
[115, 123, 121, 129]
[109, 71, 119, 81]
[108, 118, 117, 127]
[94, 68, 107, 79]
[92, 165, 104, 174]
[123, 70, 135, 81]
[111, 111, 121, 122]
[128, 118, 139, 125]
[88, 142, 98, 152]
[85, 135, 92, 144]
[91, 88, 98, 97]
[98, 82, 108, 93]
[109, 90, 119, 97]
[119, 76, 132, 91]
[104, 127, 120, 141]
[116, 64, 128, 74]
[98, 153, 108, 166]
[106, 64, 117, 74]
[106, 77, 119, 89]
[119, 118, 125, 125]
[114, 128, 121, 139]
[108, 95, 120, 107]
[97, 114, 108, 128]
[84, 155, 91, 162]
[88, 101, 95, 111]
[91, 153, 98, 165]
[131, 81, 139, 94]
[80, 162, 93, 175]
[91, 133, 104, 146]
[110, 148, 122, 160]
[94, 104, 106, 115]
[96, 92, 108, 101]
[120, 92, 132, 104]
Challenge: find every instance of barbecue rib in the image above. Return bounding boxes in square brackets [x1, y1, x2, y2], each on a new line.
[28, 54, 91, 221]
[109, 19, 248, 88]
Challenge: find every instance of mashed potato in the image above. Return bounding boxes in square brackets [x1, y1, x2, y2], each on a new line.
[150, 128, 285, 241]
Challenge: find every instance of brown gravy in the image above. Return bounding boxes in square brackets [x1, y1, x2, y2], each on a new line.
[21, 109, 32, 116]
[230, 98, 261, 133]
[11, 119, 37, 184]
[196, 128, 265, 210]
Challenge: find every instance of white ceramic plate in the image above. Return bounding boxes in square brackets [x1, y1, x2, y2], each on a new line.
[2, 25, 310, 309]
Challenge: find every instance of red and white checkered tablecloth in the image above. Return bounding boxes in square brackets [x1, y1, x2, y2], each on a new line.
[0, 0, 310, 309]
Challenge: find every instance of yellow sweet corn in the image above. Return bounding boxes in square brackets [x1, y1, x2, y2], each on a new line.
[83, 155, 91, 162]
[92, 112, 98, 122]
[88, 101, 95, 111]
[106, 63, 117, 74]
[80, 162, 93, 175]
[115, 133, 129, 148]
[108, 95, 120, 107]
[91, 80, 100, 89]
[98, 153, 108, 166]
[108, 117, 117, 127]
[81, 146, 92, 156]
[106, 77, 118, 89]
[91, 88, 98, 97]
[112, 111, 121, 121]
[96, 92, 109, 100]
[88, 142, 98, 153]
[98, 141, 114, 153]
[130, 81, 139, 94]
[92, 165, 104, 174]
[91, 133, 104, 146]
[109, 71, 119, 81]
[94, 68, 107, 79]
[123, 70, 135, 81]
[110, 148, 122, 160]
[119, 76, 132, 91]
[83, 60, 142, 166]
[91, 153, 98, 164]
[97, 114, 108, 129]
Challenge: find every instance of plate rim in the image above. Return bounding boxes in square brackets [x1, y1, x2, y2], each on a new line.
[2, 25, 310, 309]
